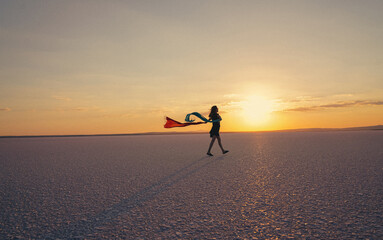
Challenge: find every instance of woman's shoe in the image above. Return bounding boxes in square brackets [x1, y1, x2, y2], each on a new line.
[207, 152, 213, 156]
[223, 150, 229, 154]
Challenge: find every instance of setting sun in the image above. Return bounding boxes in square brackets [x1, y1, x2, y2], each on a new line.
[240, 95, 275, 127]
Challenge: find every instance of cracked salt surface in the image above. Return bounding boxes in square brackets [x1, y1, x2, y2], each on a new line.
[1, 131, 382, 239]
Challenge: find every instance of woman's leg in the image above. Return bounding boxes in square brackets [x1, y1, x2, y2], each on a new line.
[217, 136, 226, 153]
[207, 136, 216, 154]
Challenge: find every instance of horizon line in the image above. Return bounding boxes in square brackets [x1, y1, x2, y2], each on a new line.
[1, 125, 382, 139]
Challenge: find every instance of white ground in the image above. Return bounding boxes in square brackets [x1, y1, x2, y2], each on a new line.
[1, 131, 382, 239]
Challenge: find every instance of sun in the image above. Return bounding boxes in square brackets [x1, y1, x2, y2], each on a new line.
[240, 95, 274, 127]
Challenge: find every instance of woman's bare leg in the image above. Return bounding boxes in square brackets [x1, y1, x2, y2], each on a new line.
[217, 136, 225, 153]
[207, 136, 216, 154]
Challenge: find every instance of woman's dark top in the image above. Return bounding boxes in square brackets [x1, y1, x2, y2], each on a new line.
[209, 113, 220, 137]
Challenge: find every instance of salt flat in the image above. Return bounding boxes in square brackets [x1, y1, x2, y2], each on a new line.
[1, 131, 382, 239]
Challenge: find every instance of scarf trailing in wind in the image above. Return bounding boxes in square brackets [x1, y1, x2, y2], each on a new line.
[164, 112, 221, 128]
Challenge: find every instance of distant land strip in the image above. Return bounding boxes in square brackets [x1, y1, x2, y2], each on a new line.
[0, 131, 205, 139]
[0, 125, 382, 139]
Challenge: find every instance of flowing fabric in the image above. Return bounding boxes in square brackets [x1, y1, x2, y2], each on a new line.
[185, 112, 221, 123]
[164, 117, 206, 128]
[164, 112, 221, 128]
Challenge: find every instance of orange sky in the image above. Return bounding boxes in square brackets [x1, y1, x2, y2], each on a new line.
[1, 1, 383, 136]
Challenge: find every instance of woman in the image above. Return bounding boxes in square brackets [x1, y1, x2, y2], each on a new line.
[207, 106, 229, 156]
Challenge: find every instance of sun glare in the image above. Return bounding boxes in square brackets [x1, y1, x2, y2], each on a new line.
[240, 95, 274, 127]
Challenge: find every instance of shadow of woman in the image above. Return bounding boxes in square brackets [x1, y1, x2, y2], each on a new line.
[48, 155, 225, 238]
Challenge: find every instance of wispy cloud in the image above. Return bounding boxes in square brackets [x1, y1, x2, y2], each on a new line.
[53, 106, 103, 112]
[223, 93, 241, 100]
[71, 107, 88, 111]
[279, 100, 383, 112]
[281, 106, 320, 112]
[332, 93, 354, 98]
[0, 107, 11, 111]
[278, 93, 356, 104]
[277, 95, 320, 103]
[52, 96, 72, 101]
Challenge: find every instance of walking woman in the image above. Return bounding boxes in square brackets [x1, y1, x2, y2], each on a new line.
[207, 106, 229, 156]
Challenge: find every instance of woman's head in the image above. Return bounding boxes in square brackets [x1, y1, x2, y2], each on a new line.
[210, 105, 218, 116]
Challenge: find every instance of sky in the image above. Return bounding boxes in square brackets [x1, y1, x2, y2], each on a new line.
[1, 0, 383, 136]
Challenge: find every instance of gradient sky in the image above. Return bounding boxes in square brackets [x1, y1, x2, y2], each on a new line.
[1, 0, 383, 136]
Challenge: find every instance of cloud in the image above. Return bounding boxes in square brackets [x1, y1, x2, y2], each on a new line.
[53, 106, 103, 112]
[281, 106, 320, 112]
[278, 93, 357, 104]
[72, 107, 88, 111]
[52, 96, 72, 101]
[279, 100, 383, 112]
[369, 101, 383, 105]
[223, 93, 240, 99]
[332, 93, 354, 98]
[0, 107, 11, 111]
[277, 96, 320, 103]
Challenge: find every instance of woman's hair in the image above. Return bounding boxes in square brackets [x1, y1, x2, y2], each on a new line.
[209, 105, 218, 118]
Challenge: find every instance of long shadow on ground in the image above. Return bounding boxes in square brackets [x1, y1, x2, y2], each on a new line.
[47, 155, 224, 239]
